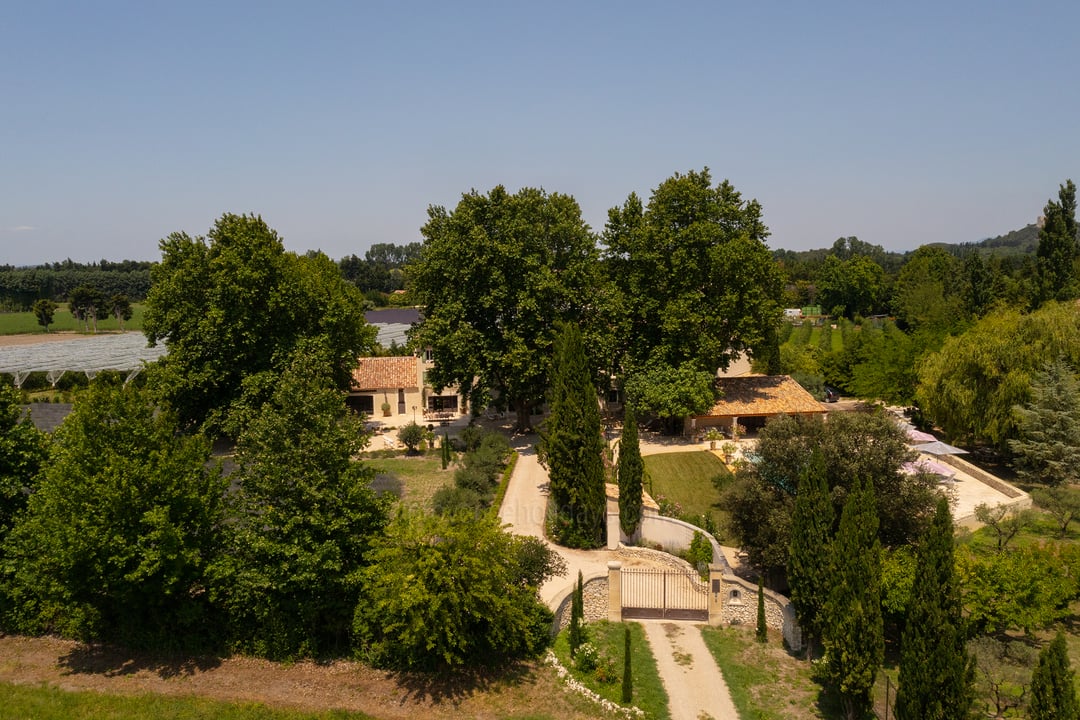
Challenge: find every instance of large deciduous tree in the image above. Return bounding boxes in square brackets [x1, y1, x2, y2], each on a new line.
[895, 497, 975, 720]
[618, 403, 644, 538]
[1, 382, 226, 648]
[603, 168, 783, 408]
[143, 213, 374, 435]
[917, 302, 1080, 446]
[1036, 179, 1078, 305]
[541, 323, 606, 548]
[817, 254, 886, 320]
[410, 186, 597, 431]
[822, 478, 883, 720]
[355, 509, 558, 670]
[208, 340, 389, 659]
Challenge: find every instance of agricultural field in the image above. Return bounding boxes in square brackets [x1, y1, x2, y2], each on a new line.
[642, 451, 733, 543]
[0, 303, 145, 335]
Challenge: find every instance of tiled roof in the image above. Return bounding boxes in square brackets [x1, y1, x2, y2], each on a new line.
[697, 375, 825, 418]
[352, 356, 419, 390]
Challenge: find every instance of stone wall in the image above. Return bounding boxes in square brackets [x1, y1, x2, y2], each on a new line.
[551, 574, 609, 632]
[719, 574, 802, 650]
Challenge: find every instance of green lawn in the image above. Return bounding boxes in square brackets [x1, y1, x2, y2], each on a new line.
[0, 303, 145, 334]
[363, 453, 454, 509]
[643, 451, 733, 543]
[0, 682, 373, 720]
[552, 620, 669, 719]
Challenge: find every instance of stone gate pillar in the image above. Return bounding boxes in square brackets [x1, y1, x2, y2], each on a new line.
[607, 561, 622, 622]
[708, 564, 724, 627]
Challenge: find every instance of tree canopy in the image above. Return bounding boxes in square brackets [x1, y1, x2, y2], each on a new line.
[0, 383, 48, 545]
[1035, 179, 1078, 305]
[603, 168, 783, 380]
[541, 323, 606, 548]
[1, 382, 226, 648]
[355, 509, 558, 670]
[208, 341, 390, 658]
[917, 301, 1080, 446]
[822, 479, 883, 720]
[895, 497, 974, 720]
[1009, 357, 1080, 486]
[410, 186, 598, 430]
[143, 213, 374, 435]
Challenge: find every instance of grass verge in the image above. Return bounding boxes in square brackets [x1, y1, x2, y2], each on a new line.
[0, 682, 374, 719]
[642, 451, 733, 543]
[701, 625, 840, 719]
[552, 620, 670, 719]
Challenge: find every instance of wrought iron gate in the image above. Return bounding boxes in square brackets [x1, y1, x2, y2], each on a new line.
[622, 567, 709, 621]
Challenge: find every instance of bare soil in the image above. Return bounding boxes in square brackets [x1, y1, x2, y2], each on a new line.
[0, 331, 87, 347]
[0, 635, 602, 719]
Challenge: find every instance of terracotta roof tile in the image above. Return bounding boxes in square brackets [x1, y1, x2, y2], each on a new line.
[696, 375, 825, 418]
[352, 356, 419, 390]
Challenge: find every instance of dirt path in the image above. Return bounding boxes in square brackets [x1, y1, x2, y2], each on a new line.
[0, 331, 100, 347]
[640, 622, 738, 720]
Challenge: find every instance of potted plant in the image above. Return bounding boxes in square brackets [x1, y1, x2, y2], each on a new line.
[381, 398, 392, 417]
[704, 428, 724, 451]
[721, 441, 738, 463]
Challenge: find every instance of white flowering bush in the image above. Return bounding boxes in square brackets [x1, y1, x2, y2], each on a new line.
[575, 642, 600, 672]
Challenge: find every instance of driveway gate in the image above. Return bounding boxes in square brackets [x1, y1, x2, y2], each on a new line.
[622, 567, 709, 621]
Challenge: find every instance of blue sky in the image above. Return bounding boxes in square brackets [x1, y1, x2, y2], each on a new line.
[3, 1, 1077, 266]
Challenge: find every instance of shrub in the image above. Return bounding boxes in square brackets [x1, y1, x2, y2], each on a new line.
[686, 530, 713, 580]
[575, 642, 600, 672]
[397, 422, 426, 453]
[459, 424, 484, 451]
[432, 486, 483, 515]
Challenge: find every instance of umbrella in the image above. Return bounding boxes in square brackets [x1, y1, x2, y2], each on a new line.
[912, 440, 968, 455]
[904, 426, 937, 443]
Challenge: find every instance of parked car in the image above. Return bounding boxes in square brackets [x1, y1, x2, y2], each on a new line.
[823, 386, 840, 403]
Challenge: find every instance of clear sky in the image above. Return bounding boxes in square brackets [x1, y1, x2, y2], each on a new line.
[3, 1, 1077, 266]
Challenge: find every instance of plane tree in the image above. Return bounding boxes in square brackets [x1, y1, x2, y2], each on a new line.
[602, 168, 783, 425]
[143, 213, 374, 436]
[409, 186, 598, 431]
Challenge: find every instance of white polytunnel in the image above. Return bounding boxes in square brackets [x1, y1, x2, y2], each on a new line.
[0, 334, 168, 387]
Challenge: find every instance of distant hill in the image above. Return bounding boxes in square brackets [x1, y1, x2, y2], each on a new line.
[776, 224, 1043, 266]
[929, 223, 1041, 258]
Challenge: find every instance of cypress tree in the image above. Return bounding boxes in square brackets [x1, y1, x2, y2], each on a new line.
[441, 432, 450, 470]
[543, 323, 606, 548]
[569, 570, 584, 657]
[787, 448, 832, 655]
[756, 574, 768, 643]
[1036, 179, 1078, 305]
[618, 403, 644, 538]
[822, 478, 883, 720]
[621, 624, 633, 704]
[1030, 632, 1079, 720]
[894, 496, 975, 720]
